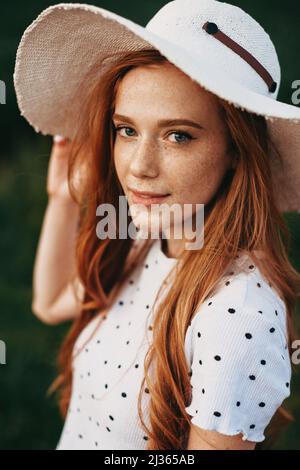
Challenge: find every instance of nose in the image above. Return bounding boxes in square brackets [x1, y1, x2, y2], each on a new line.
[129, 137, 160, 178]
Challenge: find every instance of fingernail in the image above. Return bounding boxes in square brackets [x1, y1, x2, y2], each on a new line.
[53, 135, 66, 144]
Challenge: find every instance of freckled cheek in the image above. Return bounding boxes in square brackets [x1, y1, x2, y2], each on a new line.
[168, 160, 223, 205]
[113, 146, 131, 174]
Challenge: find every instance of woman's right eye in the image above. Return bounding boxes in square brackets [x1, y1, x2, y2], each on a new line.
[114, 125, 136, 137]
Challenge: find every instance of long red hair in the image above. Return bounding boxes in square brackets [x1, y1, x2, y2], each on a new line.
[47, 49, 300, 450]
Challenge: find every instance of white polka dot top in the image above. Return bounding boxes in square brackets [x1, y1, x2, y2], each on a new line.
[56, 238, 292, 450]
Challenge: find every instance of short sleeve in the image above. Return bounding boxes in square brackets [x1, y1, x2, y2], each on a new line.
[184, 272, 292, 443]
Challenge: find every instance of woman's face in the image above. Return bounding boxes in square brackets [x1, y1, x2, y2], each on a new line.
[113, 61, 234, 238]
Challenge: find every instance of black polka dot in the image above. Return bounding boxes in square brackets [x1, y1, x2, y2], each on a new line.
[214, 411, 221, 417]
[135, 364, 139, 368]
[249, 375, 256, 380]
[105, 384, 108, 389]
[286, 382, 290, 388]
[202, 388, 205, 394]
[259, 402, 265, 407]
[260, 359, 266, 365]
[199, 360, 202, 365]
[228, 308, 236, 314]
[143, 436, 149, 440]
[275, 310, 278, 316]
[118, 364, 121, 368]
[78, 434, 83, 439]
[119, 301, 124, 306]
[197, 332, 201, 338]
[249, 265, 254, 270]
[145, 387, 150, 394]
[214, 355, 221, 361]
[126, 340, 130, 345]
[106, 427, 111, 432]
[245, 333, 252, 339]
[109, 415, 114, 421]
[121, 392, 127, 398]
[258, 310, 263, 314]
[250, 424, 256, 429]
[145, 264, 149, 269]
[146, 305, 150, 309]
[225, 281, 230, 286]
[208, 301, 212, 306]
[257, 283, 261, 288]
[236, 401, 241, 407]
[269, 327, 275, 333]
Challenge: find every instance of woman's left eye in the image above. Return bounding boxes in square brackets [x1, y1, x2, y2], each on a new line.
[168, 131, 193, 144]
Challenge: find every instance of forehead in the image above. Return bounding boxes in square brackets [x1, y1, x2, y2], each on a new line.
[114, 63, 222, 124]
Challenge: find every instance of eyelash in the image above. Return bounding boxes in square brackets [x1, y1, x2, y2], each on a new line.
[113, 125, 194, 144]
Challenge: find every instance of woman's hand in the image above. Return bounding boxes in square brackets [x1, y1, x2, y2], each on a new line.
[47, 135, 74, 201]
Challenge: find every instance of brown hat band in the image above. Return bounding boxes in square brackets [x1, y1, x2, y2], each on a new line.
[202, 21, 277, 93]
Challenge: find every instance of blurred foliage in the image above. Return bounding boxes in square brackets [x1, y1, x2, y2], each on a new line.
[0, 0, 299, 450]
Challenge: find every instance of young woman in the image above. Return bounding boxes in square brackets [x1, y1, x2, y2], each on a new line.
[14, 0, 300, 450]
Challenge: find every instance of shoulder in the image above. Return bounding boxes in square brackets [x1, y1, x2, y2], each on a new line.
[187, 252, 288, 351]
[184, 254, 292, 442]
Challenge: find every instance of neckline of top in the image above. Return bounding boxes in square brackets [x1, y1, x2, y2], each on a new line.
[148, 238, 179, 266]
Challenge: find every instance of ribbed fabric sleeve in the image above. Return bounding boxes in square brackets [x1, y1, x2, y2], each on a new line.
[184, 271, 292, 442]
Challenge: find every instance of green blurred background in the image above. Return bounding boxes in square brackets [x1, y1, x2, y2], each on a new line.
[0, 0, 299, 450]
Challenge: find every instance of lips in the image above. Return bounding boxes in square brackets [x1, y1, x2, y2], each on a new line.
[129, 188, 169, 198]
[129, 188, 170, 206]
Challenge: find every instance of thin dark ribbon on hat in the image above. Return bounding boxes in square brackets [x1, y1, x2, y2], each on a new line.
[202, 21, 277, 93]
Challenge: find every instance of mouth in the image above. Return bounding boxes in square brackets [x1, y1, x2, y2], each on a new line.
[129, 188, 171, 206]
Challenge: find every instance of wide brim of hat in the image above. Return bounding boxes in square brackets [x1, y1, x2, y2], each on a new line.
[13, 3, 300, 212]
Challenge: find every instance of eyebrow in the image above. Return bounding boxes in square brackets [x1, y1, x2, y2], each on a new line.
[112, 113, 203, 130]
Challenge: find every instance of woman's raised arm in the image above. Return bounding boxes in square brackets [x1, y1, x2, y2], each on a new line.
[31, 136, 84, 325]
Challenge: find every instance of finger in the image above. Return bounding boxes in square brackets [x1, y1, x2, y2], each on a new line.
[53, 135, 68, 145]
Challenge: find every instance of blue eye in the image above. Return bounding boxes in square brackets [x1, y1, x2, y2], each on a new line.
[114, 126, 136, 137]
[169, 131, 193, 144]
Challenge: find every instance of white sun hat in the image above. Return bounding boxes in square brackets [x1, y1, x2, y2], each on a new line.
[13, 0, 300, 212]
